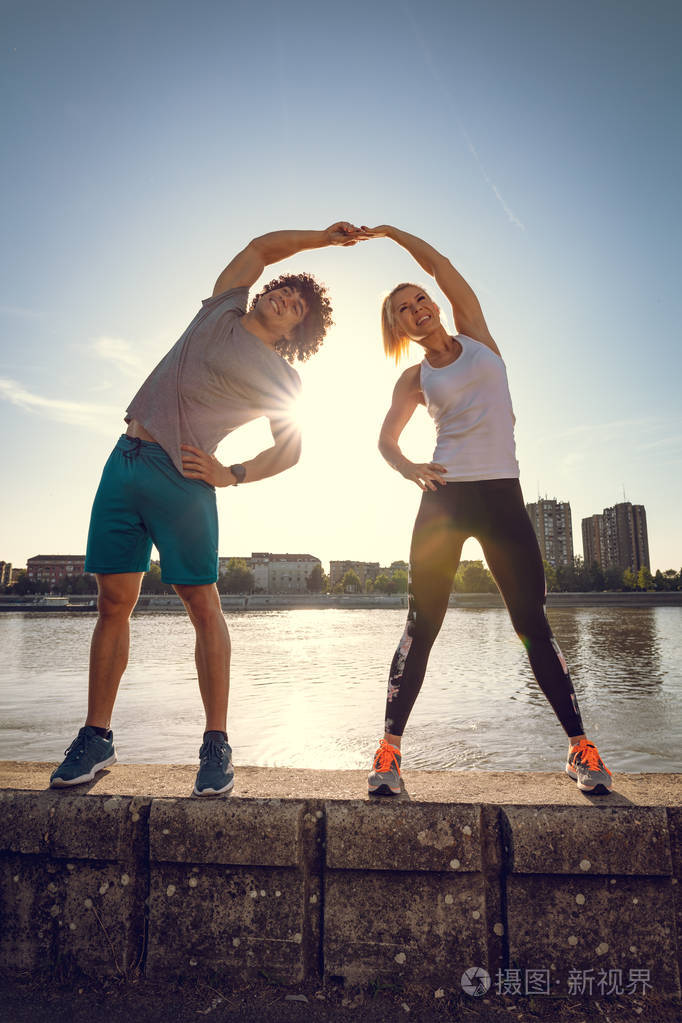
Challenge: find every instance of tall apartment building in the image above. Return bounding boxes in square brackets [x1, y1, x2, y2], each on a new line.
[329, 560, 380, 589]
[219, 553, 322, 593]
[581, 502, 649, 572]
[0, 561, 12, 587]
[525, 499, 574, 568]
[582, 515, 605, 568]
[26, 555, 87, 586]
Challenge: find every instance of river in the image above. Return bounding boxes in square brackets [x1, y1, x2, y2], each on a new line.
[0, 607, 680, 773]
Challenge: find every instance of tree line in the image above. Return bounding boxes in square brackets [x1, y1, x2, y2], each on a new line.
[4, 558, 681, 597]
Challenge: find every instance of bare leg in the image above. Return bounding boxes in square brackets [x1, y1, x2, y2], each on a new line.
[86, 572, 143, 728]
[174, 583, 230, 733]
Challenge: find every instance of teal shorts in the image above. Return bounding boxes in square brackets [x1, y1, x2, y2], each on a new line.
[85, 436, 219, 585]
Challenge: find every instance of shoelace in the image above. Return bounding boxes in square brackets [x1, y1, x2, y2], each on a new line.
[572, 740, 612, 776]
[200, 737, 227, 767]
[63, 735, 87, 759]
[374, 740, 400, 774]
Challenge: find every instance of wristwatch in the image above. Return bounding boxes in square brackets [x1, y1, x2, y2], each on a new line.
[229, 463, 247, 485]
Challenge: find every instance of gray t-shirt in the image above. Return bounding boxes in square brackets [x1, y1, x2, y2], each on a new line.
[126, 287, 302, 475]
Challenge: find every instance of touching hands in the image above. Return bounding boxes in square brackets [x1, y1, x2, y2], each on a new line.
[360, 225, 393, 239]
[399, 459, 448, 491]
[325, 222, 372, 246]
[181, 445, 235, 487]
[324, 222, 396, 246]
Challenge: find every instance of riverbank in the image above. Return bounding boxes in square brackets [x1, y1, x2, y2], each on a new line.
[2, 762, 680, 1008]
[2, 591, 681, 612]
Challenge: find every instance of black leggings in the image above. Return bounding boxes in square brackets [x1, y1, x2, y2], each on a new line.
[384, 478, 585, 738]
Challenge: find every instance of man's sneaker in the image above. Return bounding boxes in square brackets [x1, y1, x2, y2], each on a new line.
[368, 738, 402, 796]
[50, 726, 117, 787]
[193, 731, 234, 796]
[566, 739, 613, 794]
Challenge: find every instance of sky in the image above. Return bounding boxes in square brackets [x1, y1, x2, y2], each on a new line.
[1, 0, 681, 573]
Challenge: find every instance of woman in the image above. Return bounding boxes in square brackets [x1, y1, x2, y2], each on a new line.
[363, 224, 612, 796]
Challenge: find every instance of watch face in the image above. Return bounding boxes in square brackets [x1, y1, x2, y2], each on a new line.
[231, 464, 246, 483]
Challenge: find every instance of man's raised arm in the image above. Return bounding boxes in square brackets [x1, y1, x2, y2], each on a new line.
[212, 222, 366, 296]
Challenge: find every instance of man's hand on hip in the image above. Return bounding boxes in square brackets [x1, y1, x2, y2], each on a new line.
[181, 445, 235, 487]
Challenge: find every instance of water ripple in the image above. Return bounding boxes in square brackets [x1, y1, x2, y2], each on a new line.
[0, 607, 680, 772]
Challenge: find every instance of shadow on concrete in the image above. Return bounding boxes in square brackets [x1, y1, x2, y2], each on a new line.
[367, 779, 412, 801]
[41, 767, 119, 797]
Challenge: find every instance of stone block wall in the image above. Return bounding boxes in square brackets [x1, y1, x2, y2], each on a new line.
[1, 788, 680, 998]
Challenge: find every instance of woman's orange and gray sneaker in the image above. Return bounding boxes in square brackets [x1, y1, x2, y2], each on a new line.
[368, 738, 402, 796]
[566, 739, 613, 794]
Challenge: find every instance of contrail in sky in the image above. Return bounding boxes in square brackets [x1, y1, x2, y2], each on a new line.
[402, 0, 525, 232]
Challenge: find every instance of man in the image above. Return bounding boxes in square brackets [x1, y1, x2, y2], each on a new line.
[50, 221, 365, 796]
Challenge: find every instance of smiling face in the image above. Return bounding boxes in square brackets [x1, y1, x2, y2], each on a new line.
[256, 284, 309, 340]
[391, 285, 440, 341]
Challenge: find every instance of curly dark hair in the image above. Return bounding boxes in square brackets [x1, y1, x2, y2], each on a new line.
[249, 272, 333, 363]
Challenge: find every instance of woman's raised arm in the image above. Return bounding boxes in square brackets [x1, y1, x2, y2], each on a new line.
[364, 225, 500, 355]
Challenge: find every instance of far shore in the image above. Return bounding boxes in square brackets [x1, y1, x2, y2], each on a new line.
[1, 591, 681, 613]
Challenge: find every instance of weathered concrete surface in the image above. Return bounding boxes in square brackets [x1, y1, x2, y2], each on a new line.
[325, 801, 481, 871]
[503, 805, 673, 875]
[507, 875, 679, 997]
[2, 760, 680, 804]
[0, 789, 149, 976]
[666, 806, 682, 1002]
[149, 797, 306, 866]
[502, 806, 680, 998]
[1, 764, 680, 998]
[146, 798, 316, 983]
[324, 868, 489, 986]
[324, 802, 490, 985]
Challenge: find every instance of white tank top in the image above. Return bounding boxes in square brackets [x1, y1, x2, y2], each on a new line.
[420, 334, 519, 481]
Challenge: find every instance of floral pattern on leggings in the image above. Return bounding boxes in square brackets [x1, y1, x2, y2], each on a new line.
[384, 591, 416, 732]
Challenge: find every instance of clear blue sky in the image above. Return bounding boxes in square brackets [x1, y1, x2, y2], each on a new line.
[2, 0, 681, 571]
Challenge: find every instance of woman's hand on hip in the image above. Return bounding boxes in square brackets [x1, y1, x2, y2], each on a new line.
[399, 460, 448, 491]
[181, 445, 233, 487]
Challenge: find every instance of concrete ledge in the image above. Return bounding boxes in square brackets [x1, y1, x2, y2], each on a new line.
[3, 761, 680, 804]
[149, 798, 306, 866]
[1, 763, 681, 998]
[326, 801, 481, 871]
[504, 805, 673, 875]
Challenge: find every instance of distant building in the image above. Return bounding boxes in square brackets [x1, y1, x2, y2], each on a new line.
[220, 553, 321, 593]
[582, 502, 649, 572]
[329, 560, 381, 589]
[26, 555, 87, 587]
[582, 514, 605, 568]
[0, 561, 12, 587]
[525, 499, 574, 568]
